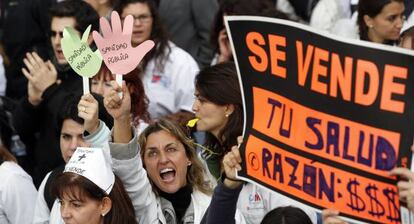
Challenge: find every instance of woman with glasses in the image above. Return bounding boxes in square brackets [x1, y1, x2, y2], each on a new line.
[115, 0, 199, 124]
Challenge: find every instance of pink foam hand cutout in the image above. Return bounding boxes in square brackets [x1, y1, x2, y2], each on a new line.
[92, 11, 155, 75]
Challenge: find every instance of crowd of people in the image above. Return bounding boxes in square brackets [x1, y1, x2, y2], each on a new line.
[0, 0, 414, 223]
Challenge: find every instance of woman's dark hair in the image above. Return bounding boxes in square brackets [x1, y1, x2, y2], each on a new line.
[114, 0, 170, 72]
[49, 0, 100, 33]
[195, 62, 242, 154]
[211, 0, 275, 49]
[94, 65, 151, 124]
[51, 173, 137, 224]
[261, 206, 313, 224]
[357, 0, 404, 43]
[56, 94, 84, 134]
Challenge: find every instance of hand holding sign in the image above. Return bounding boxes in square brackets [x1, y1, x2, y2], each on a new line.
[390, 166, 414, 212]
[61, 25, 103, 94]
[92, 11, 155, 98]
[78, 94, 100, 134]
[103, 80, 131, 122]
[222, 136, 243, 189]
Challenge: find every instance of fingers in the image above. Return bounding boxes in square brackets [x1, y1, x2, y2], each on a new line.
[104, 82, 122, 109]
[390, 167, 414, 181]
[322, 209, 348, 224]
[399, 189, 414, 198]
[100, 16, 112, 38]
[47, 60, 57, 75]
[322, 209, 339, 219]
[111, 11, 122, 34]
[23, 58, 34, 72]
[110, 80, 122, 92]
[324, 217, 348, 224]
[397, 180, 414, 189]
[92, 30, 104, 48]
[82, 25, 91, 43]
[121, 80, 130, 96]
[231, 144, 242, 164]
[26, 52, 39, 69]
[24, 52, 47, 72]
[78, 93, 97, 110]
[132, 40, 155, 61]
[237, 136, 243, 146]
[105, 94, 121, 109]
[224, 147, 242, 171]
[122, 15, 134, 35]
[21, 68, 34, 82]
[32, 52, 44, 64]
[219, 28, 227, 37]
[80, 93, 98, 105]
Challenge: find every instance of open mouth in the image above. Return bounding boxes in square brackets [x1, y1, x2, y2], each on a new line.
[56, 49, 65, 59]
[160, 167, 176, 182]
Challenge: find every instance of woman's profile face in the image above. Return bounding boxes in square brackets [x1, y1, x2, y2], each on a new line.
[192, 90, 231, 138]
[143, 130, 190, 193]
[365, 1, 405, 43]
[59, 188, 108, 224]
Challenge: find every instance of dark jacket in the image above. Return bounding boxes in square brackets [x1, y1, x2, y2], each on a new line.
[13, 69, 81, 187]
[158, 0, 217, 69]
[202, 179, 243, 224]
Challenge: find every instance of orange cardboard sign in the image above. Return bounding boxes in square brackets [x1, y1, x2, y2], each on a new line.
[245, 135, 400, 223]
[226, 16, 414, 223]
[252, 87, 402, 179]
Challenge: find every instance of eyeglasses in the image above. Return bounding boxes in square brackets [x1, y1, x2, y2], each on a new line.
[121, 14, 152, 24]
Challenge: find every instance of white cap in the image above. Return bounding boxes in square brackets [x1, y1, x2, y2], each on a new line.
[64, 146, 115, 194]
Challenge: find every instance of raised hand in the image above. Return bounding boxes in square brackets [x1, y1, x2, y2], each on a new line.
[78, 94, 100, 134]
[222, 136, 243, 189]
[92, 11, 155, 75]
[61, 25, 102, 78]
[104, 80, 131, 122]
[26, 80, 43, 106]
[22, 52, 58, 106]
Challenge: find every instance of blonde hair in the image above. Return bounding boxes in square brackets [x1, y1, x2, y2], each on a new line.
[138, 118, 212, 195]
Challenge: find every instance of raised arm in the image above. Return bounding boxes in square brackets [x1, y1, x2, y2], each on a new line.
[104, 81, 164, 224]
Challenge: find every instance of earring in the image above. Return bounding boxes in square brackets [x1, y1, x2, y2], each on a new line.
[369, 24, 373, 28]
[225, 114, 230, 118]
[102, 213, 106, 217]
[187, 161, 192, 166]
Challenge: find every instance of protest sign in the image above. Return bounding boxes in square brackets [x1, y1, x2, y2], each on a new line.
[93, 11, 154, 97]
[226, 16, 414, 223]
[61, 25, 102, 94]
